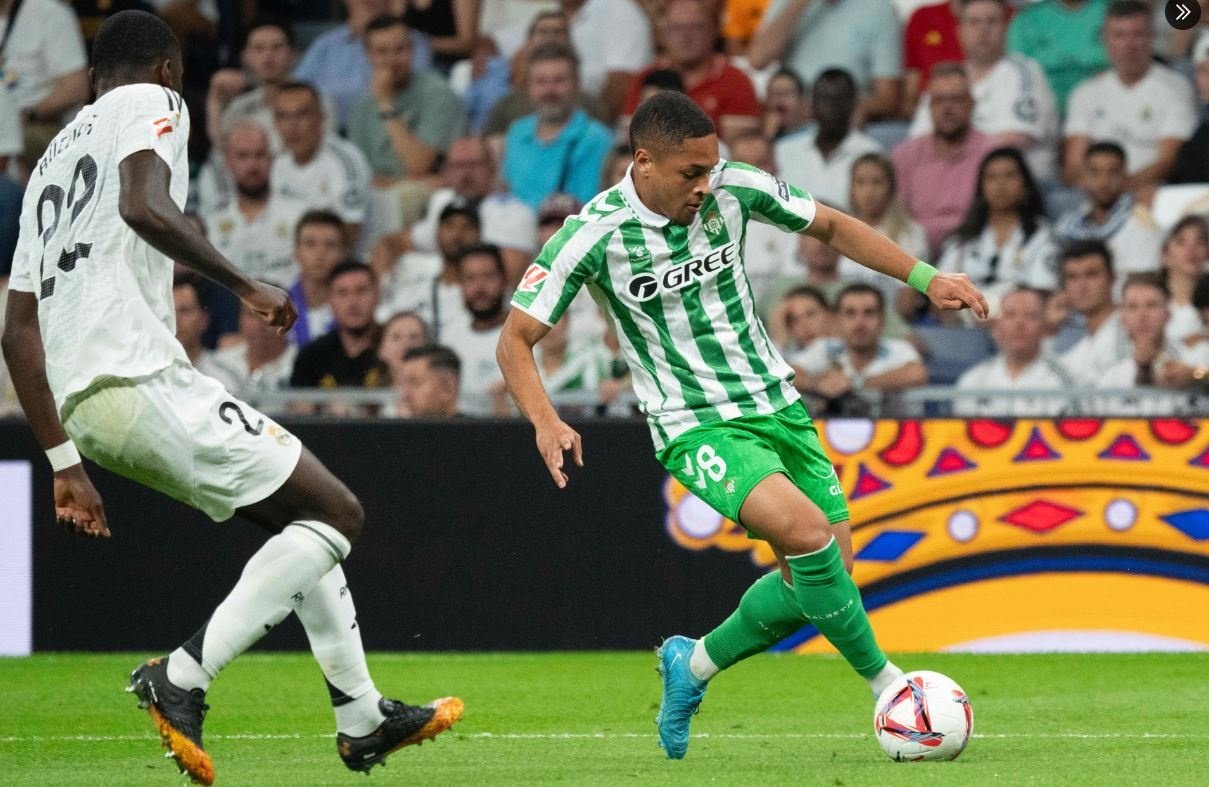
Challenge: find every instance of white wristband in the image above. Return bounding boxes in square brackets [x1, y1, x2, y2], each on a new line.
[46, 441, 82, 472]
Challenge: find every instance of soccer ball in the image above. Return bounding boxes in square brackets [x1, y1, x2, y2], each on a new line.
[873, 670, 973, 762]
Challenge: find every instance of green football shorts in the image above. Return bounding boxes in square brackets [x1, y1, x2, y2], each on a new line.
[657, 401, 849, 535]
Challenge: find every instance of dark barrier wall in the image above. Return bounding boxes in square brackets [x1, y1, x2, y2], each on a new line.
[1, 420, 764, 652]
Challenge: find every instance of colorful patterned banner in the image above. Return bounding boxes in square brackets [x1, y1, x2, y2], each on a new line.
[664, 419, 1209, 653]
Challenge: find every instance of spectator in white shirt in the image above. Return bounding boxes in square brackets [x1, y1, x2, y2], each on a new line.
[207, 303, 300, 404]
[1053, 141, 1163, 282]
[402, 136, 537, 283]
[203, 123, 308, 287]
[791, 283, 928, 411]
[1058, 240, 1129, 386]
[1, 0, 90, 173]
[378, 203, 481, 342]
[1063, 1, 1197, 196]
[956, 288, 1074, 415]
[442, 243, 510, 416]
[771, 285, 832, 358]
[1100, 272, 1189, 388]
[909, 0, 1059, 183]
[938, 147, 1058, 317]
[271, 82, 373, 248]
[1160, 215, 1209, 346]
[774, 68, 882, 211]
[564, 0, 654, 115]
[839, 153, 929, 294]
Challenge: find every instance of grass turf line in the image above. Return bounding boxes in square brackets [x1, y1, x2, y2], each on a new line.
[1, 652, 1207, 785]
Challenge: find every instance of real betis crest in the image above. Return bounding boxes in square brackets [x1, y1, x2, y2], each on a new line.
[703, 210, 723, 235]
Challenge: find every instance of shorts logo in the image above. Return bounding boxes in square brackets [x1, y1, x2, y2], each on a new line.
[724, 479, 736, 495]
[626, 242, 738, 302]
[268, 424, 294, 447]
[518, 264, 548, 293]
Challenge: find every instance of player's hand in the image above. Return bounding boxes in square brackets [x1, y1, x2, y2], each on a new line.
[535, 417, 583, 489]
[53, 465, 110, 539]
[926, 273, 989, 320]
[242, 281, 297, 335]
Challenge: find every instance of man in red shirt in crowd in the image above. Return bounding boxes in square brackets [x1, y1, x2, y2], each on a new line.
[903, 0, 964, 117]
[621, 0, 761, 142]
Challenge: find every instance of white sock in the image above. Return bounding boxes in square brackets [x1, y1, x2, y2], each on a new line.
[167, 521, 350, 693]
[297, 564, 385, 736]
[868, 660, 904, 699]
[689, 638, 719, 682]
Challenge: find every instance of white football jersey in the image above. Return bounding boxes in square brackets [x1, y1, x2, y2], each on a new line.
[9, 83, 191, 415]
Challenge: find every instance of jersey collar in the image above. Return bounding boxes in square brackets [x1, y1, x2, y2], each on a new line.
[619, 165, 670, 228]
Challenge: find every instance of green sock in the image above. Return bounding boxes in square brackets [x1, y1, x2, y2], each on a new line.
[786, 538, 887, 678]
[702, 571, 809, 670]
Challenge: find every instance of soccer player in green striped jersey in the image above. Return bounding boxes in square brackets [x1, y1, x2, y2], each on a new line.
[497, 92, 988, 760]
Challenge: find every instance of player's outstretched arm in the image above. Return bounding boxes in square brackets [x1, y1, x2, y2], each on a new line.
[806, 203, 989, 320]
[496, 310, 584, 489]
[117, 151, 297, 333]
[2, 291, 110, 538]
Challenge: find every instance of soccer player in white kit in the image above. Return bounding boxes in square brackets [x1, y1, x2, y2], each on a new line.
[0, 13, 461, 784]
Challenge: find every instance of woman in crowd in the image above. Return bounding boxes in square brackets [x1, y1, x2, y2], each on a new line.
[378, 311, 432, 417]
[1160, 215, 1209, 345]
[937, 147, 1057, 317]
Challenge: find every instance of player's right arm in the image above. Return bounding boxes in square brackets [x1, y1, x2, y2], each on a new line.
[3, 243, 109, 538]
[497, 310, 583, 489]
[117, 151, 297, 333]
[496, 217, 607, 488]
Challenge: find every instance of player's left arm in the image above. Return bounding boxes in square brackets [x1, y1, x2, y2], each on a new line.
[805, 203, 989, 319]
[1, 291, 110, 538]
[118, 151, 297, 333]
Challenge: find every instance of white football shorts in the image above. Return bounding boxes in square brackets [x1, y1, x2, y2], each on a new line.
[62, 361, 302, 522]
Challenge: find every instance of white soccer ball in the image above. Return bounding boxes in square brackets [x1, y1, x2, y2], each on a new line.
[873, 670, 973, 762]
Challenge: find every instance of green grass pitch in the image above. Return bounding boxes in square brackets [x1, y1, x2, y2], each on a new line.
[2, 652, 1207, 785]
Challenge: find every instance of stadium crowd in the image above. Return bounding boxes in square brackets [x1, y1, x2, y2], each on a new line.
[3, 0, 1209, 418]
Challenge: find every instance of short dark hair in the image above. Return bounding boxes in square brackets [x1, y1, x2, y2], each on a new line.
[1122, 271, 1169, 300]
[527, 9, 566, 38]
[1106, 0, 1150, 21]
[1002, 286, 1048, 311]
[528, 42, 579, 76]
[1060, 239, 1114, 277]
[438, 202, 482, 229]
[454, 243, 505, 274]
[92, 10, 180, 80]
[384, 311, 431, 343]
[295, 209, 347, 245]
[813, 68, 857, 100]
[172, 273, 203, 300]
[365, 15, 410, 40]
[783, 284, 829, 310]
[327, 259, 376, 287]
[1086, 141, 1127, 165]
[641, 68, 685, 93]
[629, 91, 715, 153]
[770, 67, 805, 97]
[274, 81, 322, 108]
[836, 282, 885, 314]
[404, 344, 461, 377]
[243, 17, 295, 49]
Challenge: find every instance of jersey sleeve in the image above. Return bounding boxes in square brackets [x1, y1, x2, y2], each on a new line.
[113, 85, 190, 168]
[511, 218, 610, 326]
[7, 208, 37, 294]
[717, 161, 816, 233]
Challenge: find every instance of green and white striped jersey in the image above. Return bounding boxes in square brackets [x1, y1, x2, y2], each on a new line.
[512, 160, 815, 450]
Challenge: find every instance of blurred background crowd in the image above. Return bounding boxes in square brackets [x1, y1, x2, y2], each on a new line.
[3, 0, 1209, 419]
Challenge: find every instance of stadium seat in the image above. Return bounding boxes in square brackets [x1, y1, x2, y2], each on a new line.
[913, 325, 996, 385]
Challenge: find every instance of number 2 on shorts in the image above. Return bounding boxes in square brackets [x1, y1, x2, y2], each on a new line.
[683, 444, 727, 489]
